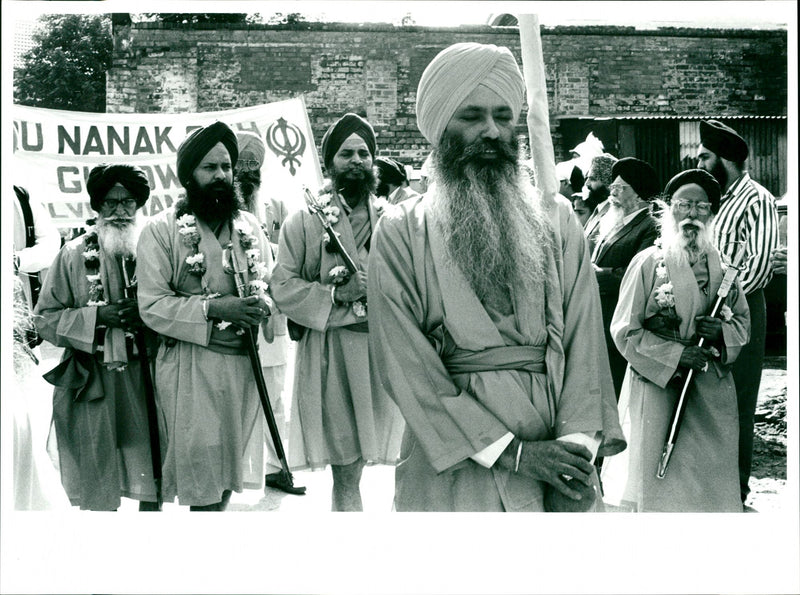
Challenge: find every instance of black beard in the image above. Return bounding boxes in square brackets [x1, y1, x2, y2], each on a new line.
[235, 169, 261, 214]
[585, 184, 610, 212]
[185, 178, 240, 223]
[434, 134, 519, 186]
[376, 181, 391, 198]
[710, 159, 728, 189]
[333, 165, 376, 205]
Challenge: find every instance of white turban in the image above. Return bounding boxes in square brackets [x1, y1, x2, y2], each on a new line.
[416, 42, 525, 146]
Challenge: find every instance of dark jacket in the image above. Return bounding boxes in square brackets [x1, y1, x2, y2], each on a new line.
[592, 208, 658, 397]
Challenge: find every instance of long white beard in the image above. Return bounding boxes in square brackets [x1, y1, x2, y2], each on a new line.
[97, 215, 141, 258]
[429, 157, 553, 312]
[597, 202, 625, 241]
[657, 207, 715, 265]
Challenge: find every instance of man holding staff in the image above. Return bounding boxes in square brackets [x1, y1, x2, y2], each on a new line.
[137, 122, 275, 511]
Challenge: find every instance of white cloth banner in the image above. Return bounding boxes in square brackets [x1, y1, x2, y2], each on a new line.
[11, 98, 323, 228]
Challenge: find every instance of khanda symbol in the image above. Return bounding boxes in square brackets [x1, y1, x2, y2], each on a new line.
[265, 117, 306, 176]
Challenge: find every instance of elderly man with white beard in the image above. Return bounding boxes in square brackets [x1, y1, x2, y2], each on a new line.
[592, 157, 660, 398]
[603, 169, 750, 512]
[35, 164, 162, 511]
[367, 42, 625, 512]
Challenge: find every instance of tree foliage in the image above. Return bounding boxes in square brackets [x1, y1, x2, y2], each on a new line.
[144, 13, 257, 24]
[14, 14, 112, 113]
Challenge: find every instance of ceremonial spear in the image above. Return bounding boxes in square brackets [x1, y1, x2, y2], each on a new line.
[119, 255, 162, 507]
[223, 243, 306, 495]
[656, 246, 748, 478]
[303, 187, 359, 274]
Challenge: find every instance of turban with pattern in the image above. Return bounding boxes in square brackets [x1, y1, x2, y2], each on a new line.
[321, 113, 376, 170]
[176, 121, 239, 187]
[587, 153, 618, 187]
[86, 164, 150, 211]
[416, 42, 525, 146]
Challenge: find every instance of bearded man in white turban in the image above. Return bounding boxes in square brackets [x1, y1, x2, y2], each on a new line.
[368, 42, 625, 512]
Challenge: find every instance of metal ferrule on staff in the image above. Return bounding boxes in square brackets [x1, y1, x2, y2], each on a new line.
[656, 244, 748, 479]
[222, 242, 305, 494]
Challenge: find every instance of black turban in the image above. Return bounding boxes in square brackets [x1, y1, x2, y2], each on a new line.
[611, 157, 659, 201]
[699, 119, 748, 163]
[321, 113, 376, 170]
[86, 164, 150, 212]
[176, 121, 238, 187]
[664, 168, 721, 214]
[375, 157, 407, 186]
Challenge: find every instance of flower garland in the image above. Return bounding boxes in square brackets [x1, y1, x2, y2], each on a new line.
[175, 207, 272, 333]
[82, 220, 107, 307]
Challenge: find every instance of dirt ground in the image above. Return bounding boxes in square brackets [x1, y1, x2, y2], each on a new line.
[746, 358, 788, 512]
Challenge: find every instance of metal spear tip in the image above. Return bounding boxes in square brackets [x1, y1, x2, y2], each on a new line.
[656, 444, 674, 479]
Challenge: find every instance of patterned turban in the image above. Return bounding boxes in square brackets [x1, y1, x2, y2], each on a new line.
[587, 153, 618, 187]
[86, 164, 150, 212]
[176, 121, 238, 187]
[375, 157, 408, 186]
[235, 131, 266, 170]
[416, 42, 525, 146]
[664, 168, 721, 214]
[699, 119, 749, 163]
[611, 157, 660, 201]
[321, 113, 376, 170]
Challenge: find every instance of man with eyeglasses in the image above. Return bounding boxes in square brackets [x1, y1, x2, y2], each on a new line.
[34, 164, 163, 511]
[696, 119, 780, 508]
[604, 169, 750, 511]
[592, 157, 660, 398]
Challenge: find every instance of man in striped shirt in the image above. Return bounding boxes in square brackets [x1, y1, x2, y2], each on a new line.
[697, 119, 780, 507]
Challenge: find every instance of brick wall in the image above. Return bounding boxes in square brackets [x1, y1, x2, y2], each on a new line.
[108, 22, 787, 167]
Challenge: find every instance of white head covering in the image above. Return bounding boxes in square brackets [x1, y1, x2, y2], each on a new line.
[416, 42, 525, 147]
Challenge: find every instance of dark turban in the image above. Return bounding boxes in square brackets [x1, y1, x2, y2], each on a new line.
[664, 168, 721, 214]
[374, 157, 407, 186]
[321, 113, 376, 170]
[176, 121, 238, 187]
[611, 157, 659, 201]
[699, 119, 748, 163]
[86, 164, 150, 212]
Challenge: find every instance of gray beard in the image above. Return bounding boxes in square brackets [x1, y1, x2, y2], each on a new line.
[429, 147, 553, 313]
[97, 217, 140, 258]
[657, 208, 715, 265]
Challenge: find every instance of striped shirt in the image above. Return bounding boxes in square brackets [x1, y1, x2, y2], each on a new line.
[713, 172, 779, 294]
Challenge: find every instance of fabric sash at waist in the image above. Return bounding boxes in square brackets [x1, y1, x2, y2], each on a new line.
[443, 344, 546, 376]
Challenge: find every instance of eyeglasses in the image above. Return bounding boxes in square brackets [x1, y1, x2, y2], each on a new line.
[672, 200, 712, 215]
[102, 198, 137, 210]
[237, 159, 262, 172]
[609, 183, 633, 194]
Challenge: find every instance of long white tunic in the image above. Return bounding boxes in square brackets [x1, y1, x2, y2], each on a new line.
[604, 245, 750, 512]
[137, 208, 273, 506]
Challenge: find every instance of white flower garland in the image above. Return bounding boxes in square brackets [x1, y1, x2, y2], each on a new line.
[177, 212, 272, 333]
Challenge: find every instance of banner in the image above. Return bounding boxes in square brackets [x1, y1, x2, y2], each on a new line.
[11, 98, 324, 228]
